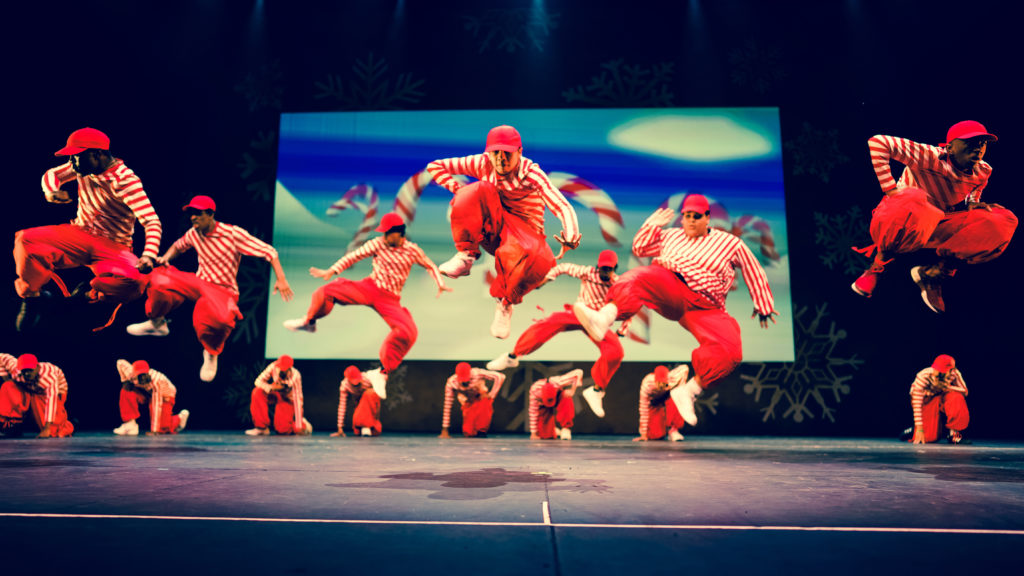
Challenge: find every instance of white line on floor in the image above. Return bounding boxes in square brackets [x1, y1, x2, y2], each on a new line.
[2, 512, 1023, 535]
[542, 501, 551, 525]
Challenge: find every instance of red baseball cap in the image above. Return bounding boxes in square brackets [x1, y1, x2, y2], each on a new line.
[375, 212, 405, 232]
[132, 360, 150, 377]
[540, 381, 560, 407]
[277, 355, 294, 371]
[485, 125, 522, 153]
[931, 354, 955, 372]
[681, 194, 710, 214]
[183, 195, 217, 212]
[943, 120, 997, 146]
[344, 365, 362, 381]
[597, 250, 618, 268]
[456, 362, 472, 381]
[654, 365, 669, 382]
[55, 127, 110, 156]
[16, 354, 38, 371]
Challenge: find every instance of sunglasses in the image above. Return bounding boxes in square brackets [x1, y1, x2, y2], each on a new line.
[682, 212, 706, 220]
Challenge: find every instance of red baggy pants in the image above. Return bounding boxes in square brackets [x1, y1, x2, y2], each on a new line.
[514, 307, 623, 389]
[250, 389, 300, 435]
[607, 264, 743, 388]
[646, 398, 685, 440]
[351, 390, 383, 436]
[119, 389, 180, 434]
[460, 396, 494, 437]
[918, 391, 969, 443]
[0, 381, 74, 436]
[869, 188, 1017, 263]
[14, 223, 145, 302]
[450, 181, 556, 305]
[145, 266, 241, 355]
[306, 277, 417, 372]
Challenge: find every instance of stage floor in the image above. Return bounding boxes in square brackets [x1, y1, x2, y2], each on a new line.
[2, 434, 1022, 574]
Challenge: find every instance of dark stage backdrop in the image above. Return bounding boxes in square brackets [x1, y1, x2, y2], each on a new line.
[3, 0, 1020, 439]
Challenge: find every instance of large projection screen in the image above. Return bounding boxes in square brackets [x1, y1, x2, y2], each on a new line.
[268, 108, 794, 363]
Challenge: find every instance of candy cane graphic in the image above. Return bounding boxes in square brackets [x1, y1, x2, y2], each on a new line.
[548, 172, 624, 246]
[326, 183, 379, 252]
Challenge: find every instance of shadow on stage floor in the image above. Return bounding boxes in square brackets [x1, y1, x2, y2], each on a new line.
[2, 433, 1022, 575]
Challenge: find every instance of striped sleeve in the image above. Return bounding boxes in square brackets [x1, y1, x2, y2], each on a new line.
[328, 238, 379, 275]
[232, 226, 278, 262]
[548, 263, 587, 281]
[528, 164, 580, 243]
[632, 224, 664, 258]
[172, 230, 195, 254]
[114, 164, 162, 259]
[442, 376, 458, 429]
[290, 370, 304, 431]
[668, 365, 689, 386]
[868, 135, 942, 194]
[150, 391, 163, 433]
[116, 359, 134, 382]
[733, 240, 775, 315]
[254, 363, 275, 393]
[528, 381, 543, 435]
[426, 154, 489, 193]
[638, 374, 657, 436]
[409, 241, 446, 291]
[550, 369, 584, 391]
[909, 368, 932, 427]
[41, 364, 68, 424]
[0, 354, 15, 380]
[40, 163, 77, 200]
[475, 368, 506, 398]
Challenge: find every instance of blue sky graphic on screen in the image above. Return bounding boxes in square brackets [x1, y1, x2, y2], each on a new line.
[269, 109, 794, 362]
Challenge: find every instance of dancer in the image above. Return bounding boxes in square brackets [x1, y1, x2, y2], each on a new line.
[15, 127, 161, 331]
[852, 121, 1016, 312]
[635, 365, 689, 442]
[488, 250, 625, 417]
[246, 355, 311, 436]
[528, 369, 584, 440]
[0, 353, 73, 438]
[439, 362, 505, 438]
[284, 212, 450, 398]
[905, 354, 970, 445]
[332, 365, 382, 437]
[127, 195, 293, 381]
[114, 359, 189, 435]
[574, 194, 777, 426]
[426, 124, 581, 338]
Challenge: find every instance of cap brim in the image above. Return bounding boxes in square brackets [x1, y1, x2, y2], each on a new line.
[55, 145, 87, 156]
[946, 133, 998, 144]
[485, 144, 520, 153]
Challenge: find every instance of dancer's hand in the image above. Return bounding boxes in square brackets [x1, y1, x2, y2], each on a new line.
[968, 201, 1002, 212]
[309, 267, 335, 280]
[911, 427, 926, 444]
[552, 232, 580, 260]
[633, 435, 648, 442]
[643, 208, 676, 228]
[754, 310, 778, 329]
[436, 283, 453, 298]
[438, 429, 450, 439]
[136, 256, 155, 274]
[274, 279, 294, 302]
[330, 430, 346, 437]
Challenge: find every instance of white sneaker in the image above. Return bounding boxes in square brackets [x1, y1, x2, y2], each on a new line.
[438, 251, 476, 278]
[490, 301, 513, 339]
[582, 386, 606, 418]
[486, 353, 519, 371]
[668, 428, 685, 442]
[365, 369, 387, 399]
[670, 381, 701, 427]
[361, 426, 373, 437]
[573, 303, 616, 341]
[283, 317, 317, 333]
[559, 428, 572, 441]
[245, 427, 269, 436]
[126, 318, 169, 337]
[200, 350, 218, 382]
[176, 409, 190, 432]
[113, 420, 139, 436]
[302, 418, 313, 435]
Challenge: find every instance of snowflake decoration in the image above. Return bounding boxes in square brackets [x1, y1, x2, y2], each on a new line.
[462, 7, 559, 53]
[785, 122, 850, 184]
[563, 59, 675, 106]
[224, 360, 269, 424]
[728, 40, 786, 95]
[313, 53, 425, 110]
[814, 206, 870, 275]
[740, 303, 862, 423]
[234, 59, 284, 113]
[237, 130, 278, 203]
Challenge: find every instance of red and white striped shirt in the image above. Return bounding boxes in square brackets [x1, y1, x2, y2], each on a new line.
[0, 353, 68, 424]
[638, 365, 688, 435]
[442, 367, 505, 430]
[546, 263, 615, 310]
[868, 135, 992, 210]
[327, 236, 444, 298]
[426, 153, 580, 241]
[336, 376, 373, 432]
[910, 367, 968, 428]
[527, 369, 583, 435]
[116, 359, 177, 433]
[254, 362, 304, 430]
[633, 225, 775, 315]
[172, 222, 278, 294]
[41, 160, 162, 259]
